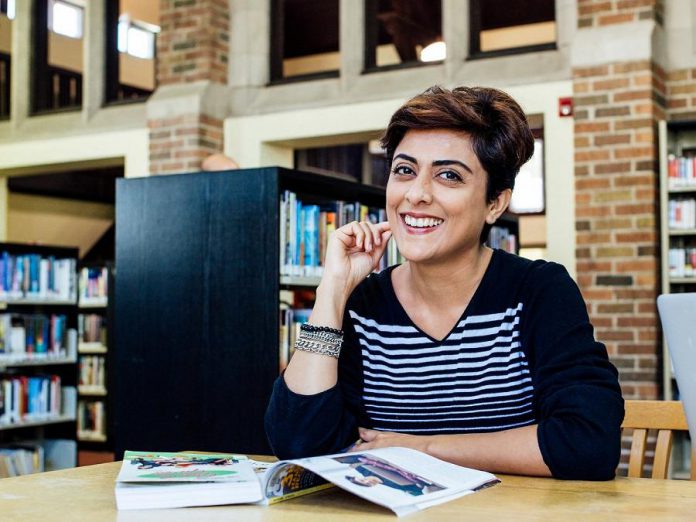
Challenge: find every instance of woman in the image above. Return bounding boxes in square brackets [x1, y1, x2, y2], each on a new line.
[265, 86, 624, 480]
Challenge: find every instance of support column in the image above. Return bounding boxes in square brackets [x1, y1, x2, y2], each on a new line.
[147, 0, 230, 175]
[572, 0, 665, 400]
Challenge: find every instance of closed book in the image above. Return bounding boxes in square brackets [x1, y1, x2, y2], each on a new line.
[115, 451, 262, 510]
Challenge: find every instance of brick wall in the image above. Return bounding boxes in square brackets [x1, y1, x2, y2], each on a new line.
[577, 0, 663, 28]
[158, 0, 229, 85]
[149, 114, 223, 175]
[573, 1, 664, 400]
[148, 0, 229, 175]
[666, 68, 696, 121]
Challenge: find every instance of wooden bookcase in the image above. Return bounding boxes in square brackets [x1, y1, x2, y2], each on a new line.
[658, 120, 696, 478]
[114, 167, 386, 457]
[0, 243, 79, 474]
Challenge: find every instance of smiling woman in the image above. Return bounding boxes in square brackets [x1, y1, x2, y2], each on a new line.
[265, 86, 624, 481]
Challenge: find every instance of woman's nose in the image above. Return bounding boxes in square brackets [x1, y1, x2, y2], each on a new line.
[405, 173, 433, 205]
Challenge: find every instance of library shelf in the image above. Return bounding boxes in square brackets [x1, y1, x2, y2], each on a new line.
[78, 385, 107, 396]
[78, 343, 108, 355]
[0, 242, 79, 473]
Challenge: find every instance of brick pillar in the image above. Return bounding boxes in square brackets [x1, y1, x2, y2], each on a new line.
[147, 0, 229, 175]
[572, 1, 665, 399]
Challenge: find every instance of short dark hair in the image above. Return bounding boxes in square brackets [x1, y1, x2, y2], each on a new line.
[380, 86, 535, 242]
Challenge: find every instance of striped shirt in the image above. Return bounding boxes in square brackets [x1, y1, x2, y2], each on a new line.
[350, 303, 536, 434]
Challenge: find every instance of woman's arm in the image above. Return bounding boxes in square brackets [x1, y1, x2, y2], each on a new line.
[354, 425, 552, 476]
[265, 221, 391, 458]
[283, 221, 391, 394]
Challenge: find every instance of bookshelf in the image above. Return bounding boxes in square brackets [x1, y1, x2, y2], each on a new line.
[76, 264, 113, 453]
[658, 120, 696, 478]
[0, 243, 79, 476]
[114, 167, 387, 457]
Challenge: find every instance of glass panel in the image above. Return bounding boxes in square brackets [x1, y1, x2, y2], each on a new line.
[273, 0, 339, 80]
[473, 0, 555, 54]
[107, 0, 159, 103]
[509, 139, 545, 214]
[0, 2, 11, 119]
[366, 0, 443, 69]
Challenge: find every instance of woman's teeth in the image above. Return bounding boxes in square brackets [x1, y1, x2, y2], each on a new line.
[404, 215, 443, 228]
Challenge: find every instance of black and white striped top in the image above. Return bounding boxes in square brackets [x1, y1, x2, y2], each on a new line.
[266, 249, 624, 480]
[350, 302, 536, 434]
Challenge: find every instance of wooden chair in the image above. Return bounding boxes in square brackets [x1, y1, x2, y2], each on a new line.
[622, 400, 695, 479]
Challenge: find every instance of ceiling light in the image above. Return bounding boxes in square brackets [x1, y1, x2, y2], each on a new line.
[420, 41, 446, 62]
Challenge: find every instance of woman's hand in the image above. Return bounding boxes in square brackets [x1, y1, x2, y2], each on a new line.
[322, 221, 392, 295]
[351, 427, 430, 453]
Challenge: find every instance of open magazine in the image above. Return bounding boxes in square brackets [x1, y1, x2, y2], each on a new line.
[115, 448, 499, 516]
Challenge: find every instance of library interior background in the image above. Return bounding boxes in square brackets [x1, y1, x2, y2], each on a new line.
[0, 0, 695, 478]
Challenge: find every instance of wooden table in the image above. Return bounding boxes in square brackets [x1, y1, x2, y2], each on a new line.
[1, 462, 695, 521]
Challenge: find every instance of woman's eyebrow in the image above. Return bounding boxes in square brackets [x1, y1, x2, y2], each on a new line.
[393, 153, 418, 163]
[432, 159, 473, 174]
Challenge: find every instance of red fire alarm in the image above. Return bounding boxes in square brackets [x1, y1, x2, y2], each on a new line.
[559, 97, 573, 117]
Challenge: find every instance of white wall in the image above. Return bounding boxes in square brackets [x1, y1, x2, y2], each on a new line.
[226, 80, 576, 276]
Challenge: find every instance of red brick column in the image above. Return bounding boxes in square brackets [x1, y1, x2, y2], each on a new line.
[147, 0, 229, 175]
[573, 2, 665, 400]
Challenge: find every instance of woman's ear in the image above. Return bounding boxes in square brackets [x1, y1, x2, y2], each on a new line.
[485, 189, 512, 224]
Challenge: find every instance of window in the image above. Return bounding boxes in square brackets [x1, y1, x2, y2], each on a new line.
[49, 0, 84, 39]
[1, 0, 16, 19]
[31, 0, 83, 113]
[509, 138, 545, 214]
[0, 0, 13, 119]
[365, 0, 443, 70]
[106, 1, 159, 104]
[270, 0, 339, 81]
[470, 0, 555, 57]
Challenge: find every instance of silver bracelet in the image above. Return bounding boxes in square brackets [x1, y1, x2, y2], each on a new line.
[295, 333, 343, 359]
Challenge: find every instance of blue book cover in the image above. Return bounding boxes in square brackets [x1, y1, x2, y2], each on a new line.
[29, 255, 40, 294]
[304, 205, 320, 269]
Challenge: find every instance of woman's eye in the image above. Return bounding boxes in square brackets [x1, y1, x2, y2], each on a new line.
[392, 165, 415, 176]
[438, 170, 463, 182]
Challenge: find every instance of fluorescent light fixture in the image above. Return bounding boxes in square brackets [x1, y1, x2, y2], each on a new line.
[7, 0, 15, 19]
[419, 41, 446, 62]
[127, 25, 155, 59]
[50, 0, 84, 39]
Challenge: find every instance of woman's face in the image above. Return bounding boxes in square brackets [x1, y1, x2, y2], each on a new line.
[386, 128, 507, 265]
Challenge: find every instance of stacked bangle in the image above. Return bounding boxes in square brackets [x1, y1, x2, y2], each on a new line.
[294, 322, 344, 359]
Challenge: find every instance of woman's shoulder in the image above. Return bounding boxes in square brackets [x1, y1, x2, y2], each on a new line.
[487, 250, 578, 304]
[492, 249, 571, 283]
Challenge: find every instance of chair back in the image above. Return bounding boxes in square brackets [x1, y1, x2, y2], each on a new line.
[622, 400, 695, 479]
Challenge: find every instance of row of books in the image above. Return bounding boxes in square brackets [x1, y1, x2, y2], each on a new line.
[487, 225, 517, 254]
[78, 266, 109, 301]
[668, 198, 696, 230]
[0, 314, 76, 359]
[0, 376, 76, 425]
[77, 400, 106, 439]
[78, 355, 106, 388]
[78, 314, 107, 345]
[0, 253, 76, 302]
[278, 307, 311, 372]
[668, 155, 696, 189]
[0, 439, 76, 477]
[668, 246, 696, 278]
[0, 445, 44, 477]
[279, 190, 400, 278]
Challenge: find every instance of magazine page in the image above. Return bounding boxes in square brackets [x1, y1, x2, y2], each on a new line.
[261, 462, 335, 504]
[117, 451, 253, 482]
[270, 447, 498, 517]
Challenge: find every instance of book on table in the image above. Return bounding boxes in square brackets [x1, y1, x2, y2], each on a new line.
[115, 447, 498, 516]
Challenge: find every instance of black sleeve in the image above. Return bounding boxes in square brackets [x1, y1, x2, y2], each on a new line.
[523, 263, 624, 480]
[264, 305, 364, 460]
